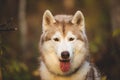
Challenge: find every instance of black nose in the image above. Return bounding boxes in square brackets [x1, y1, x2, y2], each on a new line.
[61, 51, 70, 59]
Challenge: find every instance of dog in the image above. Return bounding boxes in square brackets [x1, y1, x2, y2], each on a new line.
[39, 10, 101, 80]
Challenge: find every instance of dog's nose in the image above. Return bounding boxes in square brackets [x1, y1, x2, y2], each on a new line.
[61, 51, 70, 59]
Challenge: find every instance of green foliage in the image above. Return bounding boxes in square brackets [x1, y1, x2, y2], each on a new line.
[112, 28, 120, 37]
[2, 61, 30, 80]
[90, 41, 99, 53]
[101, 76, 107, 80]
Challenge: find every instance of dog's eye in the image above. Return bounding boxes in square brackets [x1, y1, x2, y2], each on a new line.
[69, 37, 75, 41]
[53, 38, 59, 42]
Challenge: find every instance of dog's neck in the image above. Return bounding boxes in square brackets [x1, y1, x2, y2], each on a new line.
[85, 63, 101, 80]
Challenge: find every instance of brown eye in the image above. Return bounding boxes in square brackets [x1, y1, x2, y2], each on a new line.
[53, 38, 59, 42]
[69, 37, 75, 41]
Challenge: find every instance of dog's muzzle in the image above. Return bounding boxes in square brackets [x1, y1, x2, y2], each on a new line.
[60, 51, 71, 72]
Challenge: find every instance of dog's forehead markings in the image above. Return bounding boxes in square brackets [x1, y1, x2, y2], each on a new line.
[53, 31, 74, 39]
[54, 15, 73, 23]
[67, 31, 74, 36]
[53, 31, 61, 37]
[53, 17, 74, 37]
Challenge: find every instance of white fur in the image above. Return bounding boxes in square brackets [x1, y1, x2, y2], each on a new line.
[40, 61, 91, 80]
[93, 67, 101, 80]
[53, 31, 77, 59]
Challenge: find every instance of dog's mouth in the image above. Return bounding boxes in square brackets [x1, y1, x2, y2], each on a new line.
[59, 59, 71, 72]
[59, 59, 70, 62]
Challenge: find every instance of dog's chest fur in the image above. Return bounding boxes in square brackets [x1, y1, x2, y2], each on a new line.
[40, 61, 101, 80]
[40, 61, 90, 80]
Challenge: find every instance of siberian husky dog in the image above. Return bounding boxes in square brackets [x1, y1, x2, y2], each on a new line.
[39, 10, 101, 80]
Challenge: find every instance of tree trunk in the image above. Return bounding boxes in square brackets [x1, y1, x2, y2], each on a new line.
[110, 0, 120, 48]
[0, 68, 2, 80]
[0, 35, 2, 80]
[19, 0, 27, 51]
[109, 0, 120, 79]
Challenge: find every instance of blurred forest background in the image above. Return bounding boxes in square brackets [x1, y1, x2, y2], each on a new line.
[0, 0, 120, 80]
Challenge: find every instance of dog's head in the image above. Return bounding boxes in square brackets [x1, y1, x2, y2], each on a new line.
[39, 10, 89, 75]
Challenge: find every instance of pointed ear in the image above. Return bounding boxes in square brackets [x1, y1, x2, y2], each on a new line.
[42, 10, 56, 32]
[71, 11, 85, 27]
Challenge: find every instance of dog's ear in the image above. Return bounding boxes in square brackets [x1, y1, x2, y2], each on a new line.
[42, 10, 56, 32]
[72, 11, 87, 42]
[71, 11, 85, 27]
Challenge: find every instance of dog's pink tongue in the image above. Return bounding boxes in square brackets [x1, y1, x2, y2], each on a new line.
[60, 62, 70, 72]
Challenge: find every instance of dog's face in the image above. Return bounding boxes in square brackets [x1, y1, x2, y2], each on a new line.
[39, 10, 89, 75]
